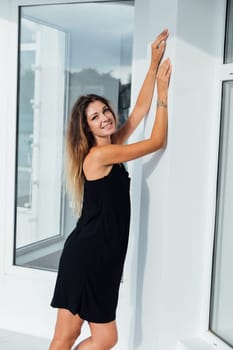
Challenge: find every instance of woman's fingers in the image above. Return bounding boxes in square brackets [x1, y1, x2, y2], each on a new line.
[154, 29, 169, 48]
[167, 61, 172, 78]
[150, 29, 169, 68]
[158, 58, 171, 76]
[157, 58, 172, 93]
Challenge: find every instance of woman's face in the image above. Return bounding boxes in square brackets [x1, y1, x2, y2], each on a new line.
[85, 100, 116, 144]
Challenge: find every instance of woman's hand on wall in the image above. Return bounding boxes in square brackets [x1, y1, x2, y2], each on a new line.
[150, 29, 169, 71]
[156, 58, 172, 103]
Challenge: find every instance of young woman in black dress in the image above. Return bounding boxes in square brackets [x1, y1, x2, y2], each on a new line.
[49, 29, 172, 350]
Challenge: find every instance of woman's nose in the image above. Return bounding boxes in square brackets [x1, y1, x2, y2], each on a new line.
[100, 112, 108, 121]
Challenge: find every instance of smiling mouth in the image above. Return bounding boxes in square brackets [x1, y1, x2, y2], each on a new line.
[102, 121, 113, 129]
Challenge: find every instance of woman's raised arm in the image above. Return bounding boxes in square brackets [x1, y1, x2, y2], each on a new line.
[112, 29, 169, 145]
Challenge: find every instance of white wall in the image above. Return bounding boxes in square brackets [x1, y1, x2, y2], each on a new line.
[132, 0, 225, 349]
[0, 0, 228, 350]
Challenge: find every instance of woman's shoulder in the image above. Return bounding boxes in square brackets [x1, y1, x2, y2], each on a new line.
[83, 148, 113, 181]
[84, 146, 104, 165]
[84, 144, 115, 164]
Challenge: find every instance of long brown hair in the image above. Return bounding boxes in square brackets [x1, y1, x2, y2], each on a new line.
[66, 94, 117, 215]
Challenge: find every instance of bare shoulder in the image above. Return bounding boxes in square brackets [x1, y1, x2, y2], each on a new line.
[83, 147, 113, 181]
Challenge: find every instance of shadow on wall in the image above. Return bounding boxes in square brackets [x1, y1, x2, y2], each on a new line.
[133, 149, 165, 349]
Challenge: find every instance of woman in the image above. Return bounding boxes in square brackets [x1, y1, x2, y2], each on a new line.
[49, 29, 172, 350]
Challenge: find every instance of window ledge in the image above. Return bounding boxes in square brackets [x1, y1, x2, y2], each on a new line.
[178, 338, 215, 350]
[178, 333, 232, 350]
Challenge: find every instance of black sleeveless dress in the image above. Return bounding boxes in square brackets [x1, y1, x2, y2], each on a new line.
[51, 164, 131, 323]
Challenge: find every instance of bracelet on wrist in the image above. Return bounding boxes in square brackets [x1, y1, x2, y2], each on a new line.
[157, 100, 167, 108]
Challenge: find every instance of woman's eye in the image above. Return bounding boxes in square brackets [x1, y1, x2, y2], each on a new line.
[103, 108, 110, 114]
[92, 115, 97, 121]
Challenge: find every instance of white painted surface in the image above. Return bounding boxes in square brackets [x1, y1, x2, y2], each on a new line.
[134, 0, 225, 349]
[0, 328, 50, 350]
[0, 1, 230, 350]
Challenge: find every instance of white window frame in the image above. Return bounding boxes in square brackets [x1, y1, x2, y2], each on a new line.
[2, 0, 137, 277]
[200, 1, 233, 349]
[206, 70, 233, 348]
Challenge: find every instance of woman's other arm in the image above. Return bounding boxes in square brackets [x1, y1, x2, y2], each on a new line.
[112, 29, 169, 145]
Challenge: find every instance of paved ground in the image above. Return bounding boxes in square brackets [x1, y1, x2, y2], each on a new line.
[0, 328, 50, 350]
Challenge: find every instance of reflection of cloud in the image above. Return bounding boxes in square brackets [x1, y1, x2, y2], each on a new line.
[110, 65, 132, 84]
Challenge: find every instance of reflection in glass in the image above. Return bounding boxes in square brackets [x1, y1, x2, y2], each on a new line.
[17, 48, 35, 209]
[209, 82, 233, 347]
[224, 0, 233, 63]
[15, 2, 134, 271]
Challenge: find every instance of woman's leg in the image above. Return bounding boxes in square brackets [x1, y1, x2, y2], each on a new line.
[74, 320, 118, 350]
[49, 308, 84, 350]
[74, 321, 117, 350]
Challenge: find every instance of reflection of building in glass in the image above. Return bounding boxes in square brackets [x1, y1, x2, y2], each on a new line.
[69, 69, 131, 126]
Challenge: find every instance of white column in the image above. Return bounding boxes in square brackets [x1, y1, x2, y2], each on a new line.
[134, 0, 224, 349]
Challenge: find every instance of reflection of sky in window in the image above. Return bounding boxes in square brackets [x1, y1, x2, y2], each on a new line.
[20, 48, 34, 73]
[21, 18, 36, 44]
[22, 2, 134, 82]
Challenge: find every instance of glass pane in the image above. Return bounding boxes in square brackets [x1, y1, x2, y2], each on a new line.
[17, 169, 32, 208]
[17, 47, 35, 209]
[224, 0, 233, 63]
[209, 81, 233, 347]
[15, 1, 134, 271]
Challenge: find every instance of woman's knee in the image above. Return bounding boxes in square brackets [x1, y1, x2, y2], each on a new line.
[50, 309, 83, 349]
[105, 331, 118, 349]
[90, 321, 118, 349]
[54, 326, 81, 343]
[49, 336, 75, 350]
[92, 335, 117, 350]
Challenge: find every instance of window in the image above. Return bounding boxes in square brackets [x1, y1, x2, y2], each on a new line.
[14, 1, 134, 271]
[224, 0, 233, 64]
[209, 1, 233, 347]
